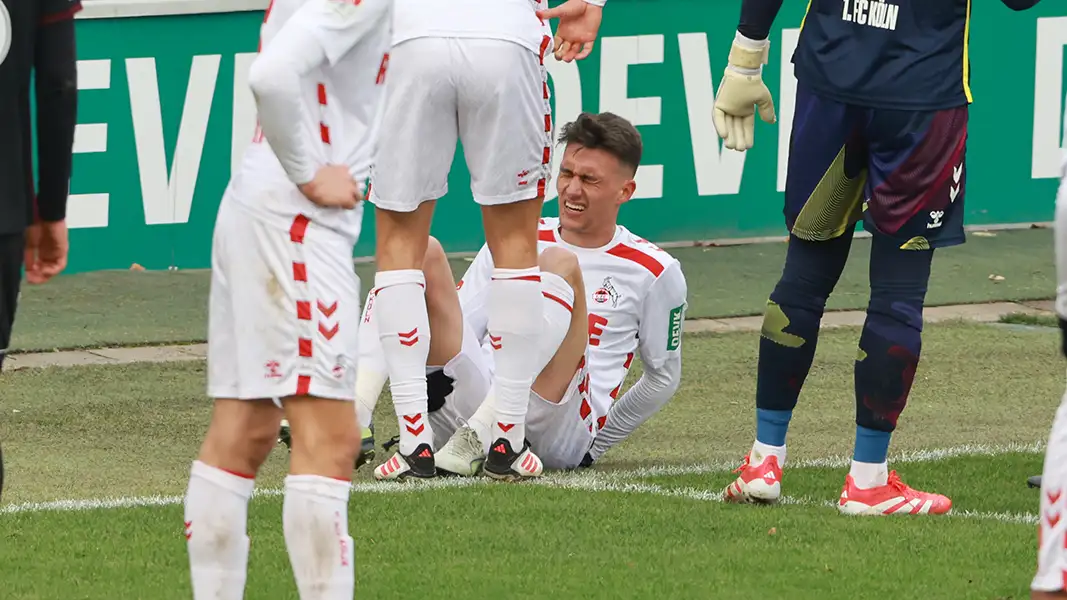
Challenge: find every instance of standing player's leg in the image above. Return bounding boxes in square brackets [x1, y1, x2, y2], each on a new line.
[1031, 153, 1067, 599]
[369, 38, 460, 480]
[457, 36, 554, 479]
[185, 202, 284, 599]
[0, 231, 24, 500]
[725, 84, 865, 503]
[836, 104, 966, 516]
[438, 247, 587, 476]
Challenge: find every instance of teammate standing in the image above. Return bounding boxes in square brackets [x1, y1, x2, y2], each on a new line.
[368, 0, 557, 481]
[0, 0, 81, 499]
[182, 0, 390, 597]
[715, 0, 1042, 515]
[1030, 78, 1067, 600]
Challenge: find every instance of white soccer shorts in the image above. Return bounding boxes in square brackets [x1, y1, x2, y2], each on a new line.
[369, 35, 554, 212]
[1033, 383, 1067, 592]
[207, 197, 361, 402]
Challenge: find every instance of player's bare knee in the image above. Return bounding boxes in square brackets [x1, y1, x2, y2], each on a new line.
[538, 247, 581, 287]
[286, 399, 362, 476]
[200, 400, 281, 475]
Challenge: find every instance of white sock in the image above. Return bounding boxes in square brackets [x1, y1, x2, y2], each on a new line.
[467, 385, 497, 455]
[751, 440, 786, 466]
[184, 461, 255, 600]
[487, 267, 544, 449]
[849, 460, 889, 489]
[283, 475, 355, 600]
[355, 289, 388, 429]
[354, 367, 387, 430]
[374, 270, 434, 455]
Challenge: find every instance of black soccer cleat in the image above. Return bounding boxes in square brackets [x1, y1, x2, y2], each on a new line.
[373, 443, 437, 480]
[355, 423, 375, 471]
[483, 437, 543, 482]
[1029, 475, 1043, 489]
[278, 420, 292, 451]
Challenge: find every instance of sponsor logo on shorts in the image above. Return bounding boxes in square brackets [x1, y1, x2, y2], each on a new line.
[265, 360, 283, 379]
[927, 210, 944, 230]
[667, 304, 685, 351]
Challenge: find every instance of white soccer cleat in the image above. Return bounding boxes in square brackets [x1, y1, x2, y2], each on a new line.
[435, 426, 486, 477]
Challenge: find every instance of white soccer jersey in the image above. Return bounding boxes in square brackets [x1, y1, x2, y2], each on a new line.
[392, 0, 550, 55]
[458, 217, 688, 460]
[228, 0, 393, 245]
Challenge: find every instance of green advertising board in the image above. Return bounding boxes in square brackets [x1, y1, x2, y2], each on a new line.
[64, 0, 1067, 273]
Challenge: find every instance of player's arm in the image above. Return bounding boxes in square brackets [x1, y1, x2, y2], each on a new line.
[33, 1, 82, 223]
[247, 0, 387, 187]
[456, 245, 498, 343]
[738, 0, 784, 41]
[587, 262, 688, 463]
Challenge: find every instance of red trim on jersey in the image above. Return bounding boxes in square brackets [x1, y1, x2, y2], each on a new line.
[538, 228, 556, 242]
[292, 262, 308, 282]
[317, 83, 327, 105]
[607, 243, 665, 276]
[299, 338, 313, 358]
[543, 292, 572, 313]
[39, 2, 83, 25]
[257, 0, 275, 51]
[492, 275, 542, 282]
[320, 123, 331, 144]
[296, 300, 312, 321]
[539, 35, 551, 65]
[375, 53, 390, 85]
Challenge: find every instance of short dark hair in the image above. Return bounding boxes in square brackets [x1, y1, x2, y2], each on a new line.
[557, 112, 642, 175]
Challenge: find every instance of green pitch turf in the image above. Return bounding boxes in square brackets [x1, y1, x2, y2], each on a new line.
[8, 227, 1056, 352]
[0, 322, 1058, 599]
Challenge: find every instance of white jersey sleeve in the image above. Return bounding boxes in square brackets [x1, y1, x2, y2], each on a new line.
[247, 0, 390, 186]
[456, 244, 497, 343]
[589, 261, 687, 460]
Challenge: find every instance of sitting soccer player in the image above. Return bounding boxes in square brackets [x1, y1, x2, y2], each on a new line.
[713, 0, 1042, 515]
[357, 112, 688, 479]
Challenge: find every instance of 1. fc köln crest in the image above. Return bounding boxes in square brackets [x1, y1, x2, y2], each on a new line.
[593, 277, 620, 307]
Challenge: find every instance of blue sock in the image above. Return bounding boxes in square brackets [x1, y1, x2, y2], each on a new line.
[756, 409, 793, 447]
[853, 425, 891, 463]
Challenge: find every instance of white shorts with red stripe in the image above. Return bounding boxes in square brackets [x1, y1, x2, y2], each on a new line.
[1034, 385, 1067, 592]
[368, 35, 554, 212]
[207, 197, 361, 402]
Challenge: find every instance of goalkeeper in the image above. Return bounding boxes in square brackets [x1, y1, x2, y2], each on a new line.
[716, 0, 1042, 515]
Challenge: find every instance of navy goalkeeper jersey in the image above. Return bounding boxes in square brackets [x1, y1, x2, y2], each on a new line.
[792, 0, 973, 111]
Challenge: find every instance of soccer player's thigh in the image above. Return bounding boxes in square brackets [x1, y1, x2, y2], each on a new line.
[1033, 391, 1067, 596]
[784, 84, 868, 242]
[282, 226, 364, 476]
[428, 321, 492, 450]
[862, 105, 968, 250]
[369, 38, 459, 212]
[203, 201, 287, 471]
[455, 37, 552, 206]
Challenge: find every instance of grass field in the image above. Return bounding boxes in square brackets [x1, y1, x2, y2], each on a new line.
[1, 317, 1061, 599]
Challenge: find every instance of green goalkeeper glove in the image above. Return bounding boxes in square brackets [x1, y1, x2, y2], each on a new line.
[713, 34, 777, 152]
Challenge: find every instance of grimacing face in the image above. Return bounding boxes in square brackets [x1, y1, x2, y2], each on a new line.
[555, 143, 635, 237]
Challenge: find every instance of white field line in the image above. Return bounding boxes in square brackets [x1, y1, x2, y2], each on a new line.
[0, 441, 1044, 522]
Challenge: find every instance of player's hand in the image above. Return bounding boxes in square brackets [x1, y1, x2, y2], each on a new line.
[536, 0, 602, 63]
[23, 219, 69, 285]
[298, 165, 362, 209]
[713, 39, 777, 152]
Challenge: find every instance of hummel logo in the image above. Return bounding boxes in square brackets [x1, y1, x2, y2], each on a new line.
[399, 328, 419, 347]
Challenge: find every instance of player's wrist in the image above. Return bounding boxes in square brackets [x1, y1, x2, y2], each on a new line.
[729, 32, 769, 76]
